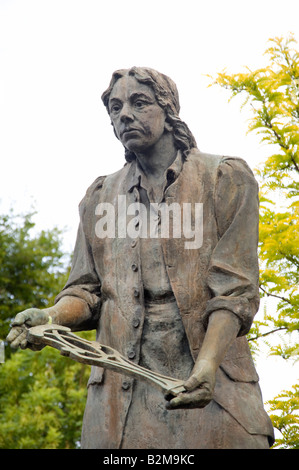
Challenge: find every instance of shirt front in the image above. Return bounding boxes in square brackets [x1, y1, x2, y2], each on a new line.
[129, 152, 183, 300]
[55, 148, 275, 448]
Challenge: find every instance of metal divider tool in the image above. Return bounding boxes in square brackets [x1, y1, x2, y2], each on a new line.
[27, 324, 186, 400]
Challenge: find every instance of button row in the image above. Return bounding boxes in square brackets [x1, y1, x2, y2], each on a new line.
[124, 234, 141, 392]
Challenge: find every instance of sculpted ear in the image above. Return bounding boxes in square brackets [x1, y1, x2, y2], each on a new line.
[164, 121, 173, 132]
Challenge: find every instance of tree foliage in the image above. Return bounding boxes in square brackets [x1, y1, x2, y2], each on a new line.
[0, 344, 91, 448]
[0, 209, 92, 448]
[212, 34, 299, 448]
[0, 210, 68, 342]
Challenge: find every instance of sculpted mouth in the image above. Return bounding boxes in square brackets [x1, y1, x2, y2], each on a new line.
[121, 128, 142, 138]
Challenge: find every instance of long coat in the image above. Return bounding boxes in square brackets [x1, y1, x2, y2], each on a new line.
[55, 148, 275, 448]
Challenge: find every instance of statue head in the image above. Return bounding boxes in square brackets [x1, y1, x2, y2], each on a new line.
[101, 67, 197, 162]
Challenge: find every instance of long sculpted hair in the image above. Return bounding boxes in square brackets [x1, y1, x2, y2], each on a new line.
[101, 67, 197, 162]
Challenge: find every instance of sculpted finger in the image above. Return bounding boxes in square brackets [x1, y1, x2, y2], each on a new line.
[7, 326, 26, 345]
[10, 329, 27, 349]
[12, 311, 29, 327]
[166, 388, 212, 410]
[20, 333, 29, 349]
[6, 327, 21, 343]
[166, 393, 186, 409]
[12, 308, 47, 327]
[183, 374, 201, 392]
[166, 390, 197, 409]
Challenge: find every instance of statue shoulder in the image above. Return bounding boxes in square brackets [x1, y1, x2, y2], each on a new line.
[189, 149, 257, 185]
[85, 175, 107, 198]
[78, 175, 106, 211]
[78, 164, 131, 212]
[217, 156, 259, 193]
[188, 148, 224, 169]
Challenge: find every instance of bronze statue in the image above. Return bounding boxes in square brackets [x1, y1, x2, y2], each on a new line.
[7, 67, 275, 449]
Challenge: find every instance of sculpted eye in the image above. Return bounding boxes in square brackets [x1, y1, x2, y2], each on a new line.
[134, 100, 147, 109]
[110, 103, 122, 114]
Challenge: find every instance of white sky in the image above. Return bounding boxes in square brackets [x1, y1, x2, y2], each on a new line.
[1, 0, 298, 415]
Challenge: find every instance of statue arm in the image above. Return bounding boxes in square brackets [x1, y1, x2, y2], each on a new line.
[203, 156, 260, 336]
[7, 191, 102, 349]
[44, 191, 102, 331]
[167, 157, 260, 409]
[46, 295, 95, 331]
[166, 309, 240, 409]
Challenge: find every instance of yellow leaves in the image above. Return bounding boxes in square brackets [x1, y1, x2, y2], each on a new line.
[259, 209, 299, 260]
[215, 34, 299, 448]
[258, 196, 299, 318]
[289, 132, 299, 146]
[267, 383, 299, 449]
[211, 36, 299, 186]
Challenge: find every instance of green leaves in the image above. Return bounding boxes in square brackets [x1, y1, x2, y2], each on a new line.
[0, 209, 69, 342]
[213, 35, 299, 196]
[0, 339, 92, 448]
[0, 207, 93, 449]
[213, 35, 299, 448]
[268, 384, 299, 449]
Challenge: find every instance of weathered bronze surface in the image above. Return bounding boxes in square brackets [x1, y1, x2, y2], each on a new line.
[7, 67, 275, 449]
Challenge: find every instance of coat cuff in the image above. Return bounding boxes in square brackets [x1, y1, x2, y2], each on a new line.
[203, 296, 255, 336]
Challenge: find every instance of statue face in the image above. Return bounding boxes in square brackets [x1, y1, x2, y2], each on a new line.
[108, 75, 167, 154]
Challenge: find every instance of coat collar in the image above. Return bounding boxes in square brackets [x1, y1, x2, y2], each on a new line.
[125, 151, 183, 194]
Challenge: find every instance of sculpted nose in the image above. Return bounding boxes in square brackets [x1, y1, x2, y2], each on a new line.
[120, 104, 134, 123]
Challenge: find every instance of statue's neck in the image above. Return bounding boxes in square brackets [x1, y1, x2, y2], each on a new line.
[135, 132, 177, 182]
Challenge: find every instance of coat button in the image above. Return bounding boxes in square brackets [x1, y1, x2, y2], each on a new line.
[131, 240, 137, 248]
[133, 288, 139, 297]
[131, 263, 138, 272]
[132, 318, 140, 328]
[122, 380, 131, 390]
[128, 350, 136, 360]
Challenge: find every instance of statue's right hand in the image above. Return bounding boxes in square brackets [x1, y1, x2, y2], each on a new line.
[6, 308, 50, 350]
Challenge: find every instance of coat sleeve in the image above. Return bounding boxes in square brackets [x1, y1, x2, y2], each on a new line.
[203, 157, 260, 336]
[54, 177, 105, 325]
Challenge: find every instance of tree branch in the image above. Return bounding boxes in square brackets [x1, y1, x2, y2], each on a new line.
[263, 119, 299, 173]
[248, 326, 288, 342]
[290, 155, 299, 173]
[259, 285, 294, 305]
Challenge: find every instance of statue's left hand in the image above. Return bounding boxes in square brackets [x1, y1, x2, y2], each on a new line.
[6, 308, 50, 350]
[165, 358, 216, 410]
